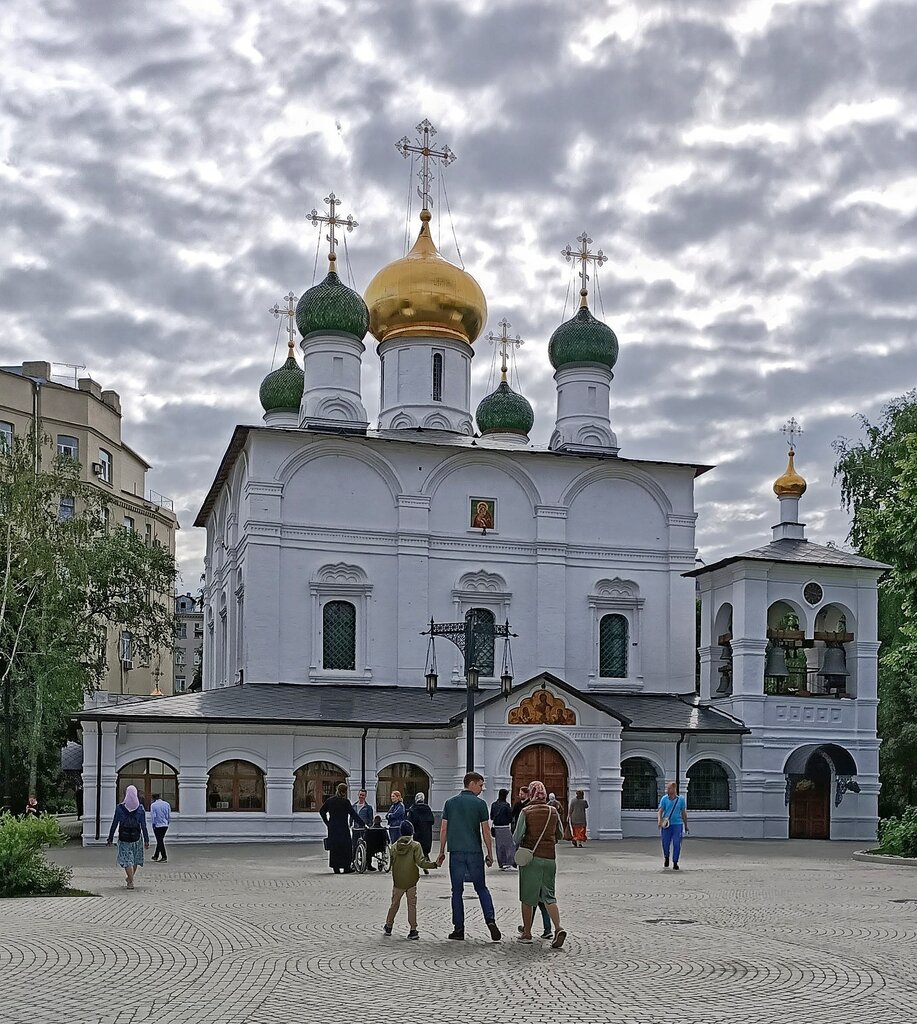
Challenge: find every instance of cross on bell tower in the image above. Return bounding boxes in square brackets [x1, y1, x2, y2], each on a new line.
[395, 118, 456, 214]
[562, 232, 608, 307]
[487, 317, 524, 383]
[269, 291, 298, 357]
[307, 191, 358, 273]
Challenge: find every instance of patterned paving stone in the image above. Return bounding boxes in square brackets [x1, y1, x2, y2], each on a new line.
[0, 839, 915, 1024]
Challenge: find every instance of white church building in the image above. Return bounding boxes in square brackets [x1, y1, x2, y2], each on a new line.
[79, 132, 885, 846]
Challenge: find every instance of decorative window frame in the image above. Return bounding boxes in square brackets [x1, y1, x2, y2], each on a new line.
[450, 570, 511, 682]
[588, 578, 644, 690]
[309, 563, 373, 682]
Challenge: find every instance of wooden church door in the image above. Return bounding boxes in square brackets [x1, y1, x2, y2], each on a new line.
[789, 754, 831, 839]
[511, 744, 569, 817]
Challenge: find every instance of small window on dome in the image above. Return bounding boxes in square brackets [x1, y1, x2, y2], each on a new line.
[432, 353, 443, 402]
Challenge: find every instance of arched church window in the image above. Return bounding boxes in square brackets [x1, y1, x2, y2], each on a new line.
[621, 757, 659, 809]
[377, 762, 431, 808]
[293, 761, 348, 812]
[207, 760, 265, 811]
[687, 760, 731, 810]
[465, 607, 496, 676]
[432, 352, 443, 402]
[117, 758, 179, 811]
[323, 600, 357, 671]
[599, 614, 628, 678]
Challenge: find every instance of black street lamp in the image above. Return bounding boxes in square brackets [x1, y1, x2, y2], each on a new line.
[422, 614, 516, 773]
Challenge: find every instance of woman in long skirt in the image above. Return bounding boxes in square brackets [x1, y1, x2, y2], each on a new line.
[320, 783, 362, 874]
[513, 780, 567, 948]
[106, 785, 149, 889]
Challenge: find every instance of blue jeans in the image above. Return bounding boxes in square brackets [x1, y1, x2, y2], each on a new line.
[661, 824, 684, 863]
[449, 852, 496, 929]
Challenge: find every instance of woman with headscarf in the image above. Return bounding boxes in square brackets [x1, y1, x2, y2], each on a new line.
[490, 788, 515, 869]
[512, 780, 567, 948]
[320, 782, 362, 874]
[406, 793, 435, 872]
[106, 785, 150, 889]
[568, 789, 589, 846]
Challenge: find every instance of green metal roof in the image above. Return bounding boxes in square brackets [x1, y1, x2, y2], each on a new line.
[548, 304, 619, 370]
[475, 380, 534, 436]
[296, 270, 369, 340]
[259, 354, 304, 412]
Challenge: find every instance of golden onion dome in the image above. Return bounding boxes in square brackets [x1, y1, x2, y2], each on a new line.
[364, 210, 487, 345]
[774, 449, 807, 497]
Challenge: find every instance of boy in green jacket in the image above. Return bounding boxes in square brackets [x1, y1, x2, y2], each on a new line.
[384, 820, 439, 939]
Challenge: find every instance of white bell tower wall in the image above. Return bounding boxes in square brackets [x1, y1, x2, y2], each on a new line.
[377, 335, 474, 433]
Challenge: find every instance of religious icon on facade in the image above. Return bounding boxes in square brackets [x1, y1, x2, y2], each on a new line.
[470, 498, 496, 530]
[508, 689, 577, 726]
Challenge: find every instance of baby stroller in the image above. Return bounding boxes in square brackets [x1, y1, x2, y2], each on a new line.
[353, 820, 391, 874]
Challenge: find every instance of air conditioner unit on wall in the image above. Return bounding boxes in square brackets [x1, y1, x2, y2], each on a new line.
[91, 462, 103, 475]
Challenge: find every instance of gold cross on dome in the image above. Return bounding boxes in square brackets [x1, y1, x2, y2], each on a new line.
[395, 118, 457, 213]
[781, 417, 803, 452]
[487, 318, 524, 382]
[269, 291, 298, 355]
[562, 232, 608, 305]
[307, 191, 358, 267]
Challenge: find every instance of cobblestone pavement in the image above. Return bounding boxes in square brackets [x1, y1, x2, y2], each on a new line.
[2, 839, 916, 1024]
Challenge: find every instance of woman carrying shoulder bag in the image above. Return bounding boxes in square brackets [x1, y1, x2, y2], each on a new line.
[106, 785, 150, 890]
[512, 780, 567, 948]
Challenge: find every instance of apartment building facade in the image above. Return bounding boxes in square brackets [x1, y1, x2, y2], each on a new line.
[174, 593, 204, 693]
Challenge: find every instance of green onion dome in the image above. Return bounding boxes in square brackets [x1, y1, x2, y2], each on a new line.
[259, 350, 304, 413]
[548, 298, 618, 370]
[296, 255, 369, 340]
[475, 380, 534, 437]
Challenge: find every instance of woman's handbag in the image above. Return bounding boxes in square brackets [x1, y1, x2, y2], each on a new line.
[514, 806, 556, 867]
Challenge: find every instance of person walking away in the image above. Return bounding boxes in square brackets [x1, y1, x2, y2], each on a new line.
[490, 788, 515, 870]
[510, 786, 529, 830]
[568, 790, 589, 847]
[383, 821, 439, 939]
[150, 792, 172, 862]
[320, 783, 362, 874]
[406, 793, 435, 873]
[106, 785, 149, 889]
[352, 788, 374, 866]
[386, 790, 407, 845]
[657, 781, 689, 869]
[513, 781, 566, 948]
[437, 771, 501, 942]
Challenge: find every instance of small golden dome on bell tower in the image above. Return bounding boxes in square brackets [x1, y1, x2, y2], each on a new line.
[773, 449, 807, 497]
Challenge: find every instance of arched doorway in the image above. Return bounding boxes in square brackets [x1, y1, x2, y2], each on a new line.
[511, 744, 568, 817]
[789, 753, 831, 839]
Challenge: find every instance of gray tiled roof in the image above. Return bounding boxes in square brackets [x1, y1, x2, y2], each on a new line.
[685, 538, 889, 577]
[589, 693, 748, 733]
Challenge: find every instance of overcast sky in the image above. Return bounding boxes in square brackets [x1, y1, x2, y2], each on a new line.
[2, 0, 915, 588]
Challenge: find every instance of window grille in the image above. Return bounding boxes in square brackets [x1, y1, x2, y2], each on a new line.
[599, 614, 628, 678]
[687, 760, 731, 810]
[621, 758, 659, 809]
[323, 600, 357, 670]
[465, 608, 496, 675]
[432, 352, 443, 402]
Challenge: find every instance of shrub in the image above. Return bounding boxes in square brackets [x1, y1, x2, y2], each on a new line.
[877, 806, 917, 858]
[0, 812, 72, 897]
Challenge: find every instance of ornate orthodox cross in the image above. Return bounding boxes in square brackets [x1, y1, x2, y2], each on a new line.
[562, 232, 608, 303]
[307, 191, 358, 266]
[781, 417, 803, 452]
[269, 291, 298, 355]
[487, 317, 524, 382]
[396, 118, 456, 213]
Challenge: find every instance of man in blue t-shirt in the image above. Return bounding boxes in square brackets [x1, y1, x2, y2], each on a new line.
[657, 781, 689, 869]
[437, 771, 501, 942]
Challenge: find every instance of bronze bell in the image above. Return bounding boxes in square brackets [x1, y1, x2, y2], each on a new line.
[764, 643, 789, 678]
[818, 645, 848, 678]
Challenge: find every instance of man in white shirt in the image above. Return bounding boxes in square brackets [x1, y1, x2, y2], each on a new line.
[150, 793, 172, 863]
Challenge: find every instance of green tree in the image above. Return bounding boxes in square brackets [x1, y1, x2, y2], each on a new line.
[834, 391, 917, 814]
[1, 430, 177, 808]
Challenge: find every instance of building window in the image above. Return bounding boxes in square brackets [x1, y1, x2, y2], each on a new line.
[122, 515, 134, 532]
[119, 631, 133, 665]
[687, 760, 731, 810]
[175, 622, 187, 640]
[98, 448, 112, 483]
[175, 648, 185, 667]
[465, 607, 496, 676]
[175, 676, 186, 692]
[621, 757, 660, 809]
[0, 422, 13, 450]
[599, 614, 628, 678]
[59, 495, 75, 521]
[376, 762, 431, 809]
[432, 352, 444, 402]
[145, 523, 153, 545]
[194, 623, 203, 639]
[293, 761, 348, 812]
[57, 434, 79, 460]
[207, 760, 265, 811]
[117, 758, 179, 811]
[322, 600, 356, 670]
